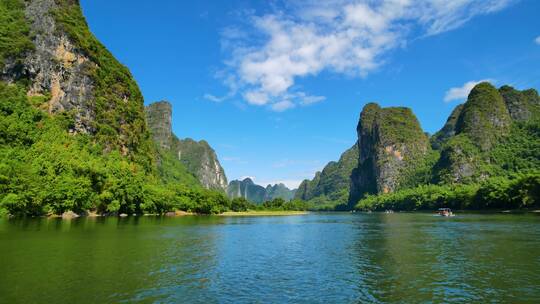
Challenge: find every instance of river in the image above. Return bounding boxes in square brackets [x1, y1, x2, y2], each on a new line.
[1, 212, 539, 303]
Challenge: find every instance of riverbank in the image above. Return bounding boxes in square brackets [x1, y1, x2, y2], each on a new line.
[219, 210, 310, 216]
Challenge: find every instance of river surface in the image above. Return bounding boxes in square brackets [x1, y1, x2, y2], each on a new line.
[1, 212, 540, 303]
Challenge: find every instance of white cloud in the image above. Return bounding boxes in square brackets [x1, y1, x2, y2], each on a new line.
[271, 100, 295, 112]
[203, 93, 226, 102]
[444, 79, 493, 102]
[243, 90, 269, 105]
[211, 0, 514, 111]
[535, 36, 540, 45]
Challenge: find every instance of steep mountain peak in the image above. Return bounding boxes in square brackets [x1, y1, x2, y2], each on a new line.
[227, 179, 296, 203]
[349, 103, 429, 205]
[455, 82, 511, 151]
[499, 85, 540, 122]
[145, 101, 172, 150]
[242, 177, 255, 184]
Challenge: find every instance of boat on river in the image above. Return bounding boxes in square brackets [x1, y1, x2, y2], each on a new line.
[437, 208, 454, 217]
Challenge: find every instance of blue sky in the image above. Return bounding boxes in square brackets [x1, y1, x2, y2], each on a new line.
[81, 0, 540, 188]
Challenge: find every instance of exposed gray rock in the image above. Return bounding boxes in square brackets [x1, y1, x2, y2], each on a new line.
[1, 0, 96, 134]
[227, 178, 266, 203]
[499, 85, 540, 122]
[145, 101, 172, 150]
[172, 137, 228, 190]
[145, 100, 228, 190]
[349, 103, 429, 206]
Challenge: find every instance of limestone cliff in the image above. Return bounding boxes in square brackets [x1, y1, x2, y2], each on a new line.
[172, 137, 228, 191]
[145, 101, 228, 190]
[348, 103, 429, 205]
[227, 178, 266, 203]
[499, 85, 540, 122]
[145, 101, 172, 150]
[433, 82, 539, 183]
[1, 0, 151, 157]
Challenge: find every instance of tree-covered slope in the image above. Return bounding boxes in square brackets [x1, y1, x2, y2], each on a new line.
[264, 183, 296, 201]
[355, 82, 540, 210]
[145, 101, 228, 191]
[295, 144, 358, 205]
[0, 0, 230, 216]
[297, 82, 539, 211]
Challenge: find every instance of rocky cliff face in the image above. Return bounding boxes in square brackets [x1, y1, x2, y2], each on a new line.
[145, 100, 228, 190]
[1, 0, 95, 133]
[295, 144, 358, 204]
[434, 82, 527, 183]
[227, 178, 296, 203]
[172, 137, 228, 191]
[499, 85, 540, 122]
[348, 103, 429, 205]
[227, 178, 266, 203]
[292, 82, 538, 209]
[145, 101, 172, 150]
[1, 0, 150, 156]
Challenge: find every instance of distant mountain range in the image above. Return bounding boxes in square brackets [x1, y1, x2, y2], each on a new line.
[227, 178, 297, 204]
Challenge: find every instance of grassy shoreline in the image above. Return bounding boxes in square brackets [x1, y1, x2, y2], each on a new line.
[219, 210, 310, 216]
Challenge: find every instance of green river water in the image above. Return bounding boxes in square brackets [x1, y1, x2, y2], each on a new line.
[1, 212, 539, 303]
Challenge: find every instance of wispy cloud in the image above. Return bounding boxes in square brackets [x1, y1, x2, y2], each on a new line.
[210, 0, 515, 111]
[444, 79, 493, 102]
[535, 36, 540, 45]
[222, 156, 248, 164]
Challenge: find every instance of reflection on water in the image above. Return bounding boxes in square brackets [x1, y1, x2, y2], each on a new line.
[1, 213, 539, 303]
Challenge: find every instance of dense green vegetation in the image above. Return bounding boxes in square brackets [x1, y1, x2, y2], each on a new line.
[455, 82, 511, 151]
[0, 82, 234, 216]
[0, 1, 240, 217]
[0, 80, 306, 216]
[351, 84, 540, 211]
[53, 0, 153, 165]
[155, 147, 201, 188]
[355, 172, 539, 211]
[1, 2, 537, 216]
[0, 0, 33, 68]
[300, 82, 540, 211]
